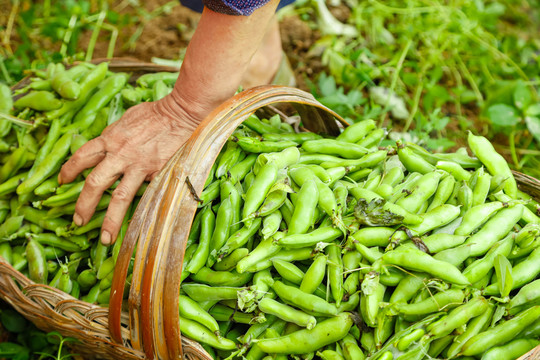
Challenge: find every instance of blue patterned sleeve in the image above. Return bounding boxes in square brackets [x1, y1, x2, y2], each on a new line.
[202, 0, 270, 15]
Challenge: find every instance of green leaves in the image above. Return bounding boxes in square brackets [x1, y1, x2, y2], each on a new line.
[354, 198, 404, 226]
[513, 81, 532, 110]
[494, 254, 513, 298]
[0, 308, 27, 333]
[525, 116, 540, 143]
[0, 343, 30, 360]
[486, 104, 520, 127]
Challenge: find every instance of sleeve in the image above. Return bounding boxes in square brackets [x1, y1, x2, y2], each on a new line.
[202, 0, 271, 16]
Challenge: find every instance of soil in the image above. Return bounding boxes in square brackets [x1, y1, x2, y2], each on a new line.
[81, 0, 201, 62]
[79, 0, 320, 91]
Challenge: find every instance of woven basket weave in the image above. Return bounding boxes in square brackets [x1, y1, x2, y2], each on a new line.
[1, 61, 539, 359]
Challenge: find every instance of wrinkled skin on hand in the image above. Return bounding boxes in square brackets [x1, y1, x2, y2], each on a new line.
[59, 95, 201, 245]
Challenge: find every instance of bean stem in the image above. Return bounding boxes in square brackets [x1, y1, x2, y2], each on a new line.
[0, 113, 33, 128]
[378, 38, 412, 127]
[509, 130, 520, 170]
[85, 10, 107, 61]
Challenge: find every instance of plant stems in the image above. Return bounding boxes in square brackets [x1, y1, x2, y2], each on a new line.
[379, 38, 412, 127]
[85, 10, 107, 61]
[509, 130, 520, 170]
[60, 15, 78, 57]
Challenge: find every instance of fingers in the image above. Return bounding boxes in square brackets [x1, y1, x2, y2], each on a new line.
[74, 157, 123, 227]
[59, 137, 106, 184]
[100, 172, 146, 245]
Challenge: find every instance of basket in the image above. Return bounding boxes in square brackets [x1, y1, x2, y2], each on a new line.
[0, 68, 347, 359]
[1, 63, 540, 359]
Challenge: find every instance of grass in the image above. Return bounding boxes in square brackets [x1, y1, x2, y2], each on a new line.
[294, 0, 540, 175]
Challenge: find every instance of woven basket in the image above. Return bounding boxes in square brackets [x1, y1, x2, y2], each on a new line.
[0, 69, 347, 359]
[1, 62, 540, 359]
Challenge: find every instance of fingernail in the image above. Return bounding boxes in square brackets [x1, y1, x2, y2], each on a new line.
[73, 213, 83, 227]
[101, 231, 111, 246]
[57, 173, 63, 185]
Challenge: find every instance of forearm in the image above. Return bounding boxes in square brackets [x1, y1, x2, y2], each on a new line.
[168, 0, 280, 127]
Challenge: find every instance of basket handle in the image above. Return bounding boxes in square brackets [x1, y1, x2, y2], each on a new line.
[109, 85, 347, 359]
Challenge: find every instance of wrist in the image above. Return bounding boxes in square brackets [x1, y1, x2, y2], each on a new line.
[154, 84, 220, 134]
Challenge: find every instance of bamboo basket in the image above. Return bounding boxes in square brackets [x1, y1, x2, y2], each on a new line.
[1, 62, 540, 359]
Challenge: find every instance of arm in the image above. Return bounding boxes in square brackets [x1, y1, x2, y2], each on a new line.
[59, 1, 280, 245]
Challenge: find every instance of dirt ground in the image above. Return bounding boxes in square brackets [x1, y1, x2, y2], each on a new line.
[82, 0, 320, 91]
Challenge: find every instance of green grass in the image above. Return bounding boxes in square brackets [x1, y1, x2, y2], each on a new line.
[293, 0, 540, 176]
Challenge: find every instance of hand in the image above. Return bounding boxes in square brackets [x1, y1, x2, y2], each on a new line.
[59, 94, 201, 245]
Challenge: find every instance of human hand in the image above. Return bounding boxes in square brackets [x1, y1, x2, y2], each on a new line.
[58, 94, 202, 245]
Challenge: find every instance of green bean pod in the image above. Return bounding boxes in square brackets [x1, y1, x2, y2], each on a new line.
[336, 119, 376, 143]
[235, 136, 298, 153]
[509, 279, 540, 309]
[260, 210, 282, 240]
[395, 171, 442, 214]
[407, 204, 460, 236]
[461, 306, 540, 356]
[484, 246, 540, 295]
[218, 217, 262, 258]
[256, 312, 353, 354]
[190, 267, 252, 287]
[427, 296, 489, 338]
[242, 161, 278, 221]
[178, 294, 220, 335]
[259, 298, 316, 329]
[360, 272, 386, 327]
[394, 289, 465, 319]
[17, 131, 72, 195]
[51, 71, 81, 100]
[206, 197, 233, 267]
[462, 204, 524, 257]
[236, 233, 282, 274]
[426, 175, 456, 212]
[482, 338, 540, 360]
[302, 139, 368, 159]
[179, 316, 236, 350]
[398, 146, 436, 174]
[26, 238, 48, 284]
[272, 280, 337, 316]
[327, 243, 344, 306]
[45, 62, 108, 120]
[14, 91, 62, 111]
[381, 244, 469, 285]
[65, 73, 127, 133]
[288, 179, 319, 235]
[213, 248, 249, 272]
[181, 283, 244, 302]
[472, 171, 491, 206]
[462, 234, 513, 284]
[468, 132, 517, 198]
[341, 334, 365, 360]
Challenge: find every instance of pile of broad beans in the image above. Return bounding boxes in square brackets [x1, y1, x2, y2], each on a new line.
[1, 62, 540, 360]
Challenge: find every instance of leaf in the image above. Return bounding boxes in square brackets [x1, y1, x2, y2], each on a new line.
[354, 198, 404, 226]
[525, 103, 540, 117]
[486, 103, 520, 127]
[525, 116, 540, 143]
[0, 343, 25, 356]
[513, 81, 532, 110]
[361, 271, 379, 295]
[12, 349, 30, 360]
[0, 309, 27, 333]
[494, 254, 513, 298]
[369, 86, 410, 120]
[491, 305, 506, 328]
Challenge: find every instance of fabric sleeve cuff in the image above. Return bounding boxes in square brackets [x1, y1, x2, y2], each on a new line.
[202, 0, 270, 15]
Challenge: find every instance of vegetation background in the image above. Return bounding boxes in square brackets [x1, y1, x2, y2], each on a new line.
[0, 0, 539, 357]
